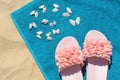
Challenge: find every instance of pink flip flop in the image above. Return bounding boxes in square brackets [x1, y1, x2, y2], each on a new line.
[55, 36, 84, 80]
[83, 30, 112, 80]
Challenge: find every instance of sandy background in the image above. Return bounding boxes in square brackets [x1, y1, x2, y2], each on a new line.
[0, 0, 45, 80]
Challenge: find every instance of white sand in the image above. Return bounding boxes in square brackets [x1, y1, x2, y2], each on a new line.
[0, 0, 45, 80]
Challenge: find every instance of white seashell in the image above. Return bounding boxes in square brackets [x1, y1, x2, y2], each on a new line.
[30, 10, 36, 16]
[45, 32, 51, 37]
[49, 21, 56, 26]
[35, 12, 39, 18]
[46, 36, 52, 41]
[49, 23, 54, 27]
[52, 29, 60, 34]
[45, 20, 49, 24]
[52, 21, 56, 26]
[39, 5, 45, 9]
[36, 31, 43, 35]
[56, 29, 60, 34]
[63, 12, 70, 17]
[41, 19, 49, 25]
[75, 17, 81, 25]
[52, 29, 57, 34]
[52, 29, 56, 34]
[36, 35, 42, 39]
[32, 22, 37, 28]
[66, 7, 72, 14]
[42, 7, 47, 13]
[41, 19, 45, 23]
[53, 3, 59, 8]
[29, 23, 33, 30]
[52, 8, 59, 12]
[69, 19, 76, 26]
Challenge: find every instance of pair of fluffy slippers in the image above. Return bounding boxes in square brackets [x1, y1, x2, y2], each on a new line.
[55, 30, 112, 80]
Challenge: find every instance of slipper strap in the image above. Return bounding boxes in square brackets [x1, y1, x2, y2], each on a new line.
[83, 39, 112, 63]
[56, 47, 84, 72]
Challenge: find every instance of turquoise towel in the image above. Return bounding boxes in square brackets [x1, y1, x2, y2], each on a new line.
[11, 0, 120, 80]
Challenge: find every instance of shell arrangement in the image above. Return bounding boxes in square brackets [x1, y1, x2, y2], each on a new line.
[29, 3, 81, 41]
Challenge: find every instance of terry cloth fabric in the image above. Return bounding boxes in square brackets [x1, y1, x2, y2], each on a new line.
[11, 0, 120, 80]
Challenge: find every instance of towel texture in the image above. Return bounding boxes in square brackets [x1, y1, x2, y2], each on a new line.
[11, 0, 120, 80]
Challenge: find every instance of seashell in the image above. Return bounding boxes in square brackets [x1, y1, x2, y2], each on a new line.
[46, 36, 52, 41]
[32, 22, 37, 28]
[69, 19, 76, 26]
[52, 29, 60, 34]
[49, 23, 54, 27]
[52, 8, 59, 12]
[36, 31, 43, 35]
[41, 19, 49, 25]
[52, 21, 56, 26]
[52, 29, 56, 34]
[29, 22, 37, 30]
[49, 21, 56, 26]
[42, 7, 47, 13]
[53, 3, 59, 8]
[39, 5, 45, 9]
[29, 23, 33, 30]
[36, 35, 42, 39]
[30, 10, 36, 16]
[56, 29, 60, 34]
[75, 17, 80, 25]
[66, 7, 72, 14]
[35, 11, 39, 18]
[45, 32, 51, 37]
[63, 12, 70, 17]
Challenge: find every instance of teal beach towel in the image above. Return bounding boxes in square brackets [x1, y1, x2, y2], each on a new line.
[11, 0, 120, 80]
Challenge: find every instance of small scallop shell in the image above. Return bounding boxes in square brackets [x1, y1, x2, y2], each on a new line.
[30, 10, 36, 16]
[49, 23, 54, 27]
[52, 29, 56, 34]
[49, 21, 56, 26]
[42, 7, 47, 13]
[36, 35, 42, 39]
[52, 21, 56, 26]
[56, 29, 60, 34]
[36, 31, 43, 35]
[29, 23, 33, 30]
[53, 3, 59, 8]
[41, 19, 45, 23]
[66, 7, 72, 14]
[69, 19, 76, 26]
[39, 5, 45, 9]
[41, 19, 49, 25]
[63, 12, 70, 17]
[32, 22, 37, 28]
[35, 12, 39, 18]
[75, 17, 80, 25]
[52, 8, 59, 12]
[52, 29, 60, 34]
[46, 36, 52, 41]
[45, 32, 51, 37]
